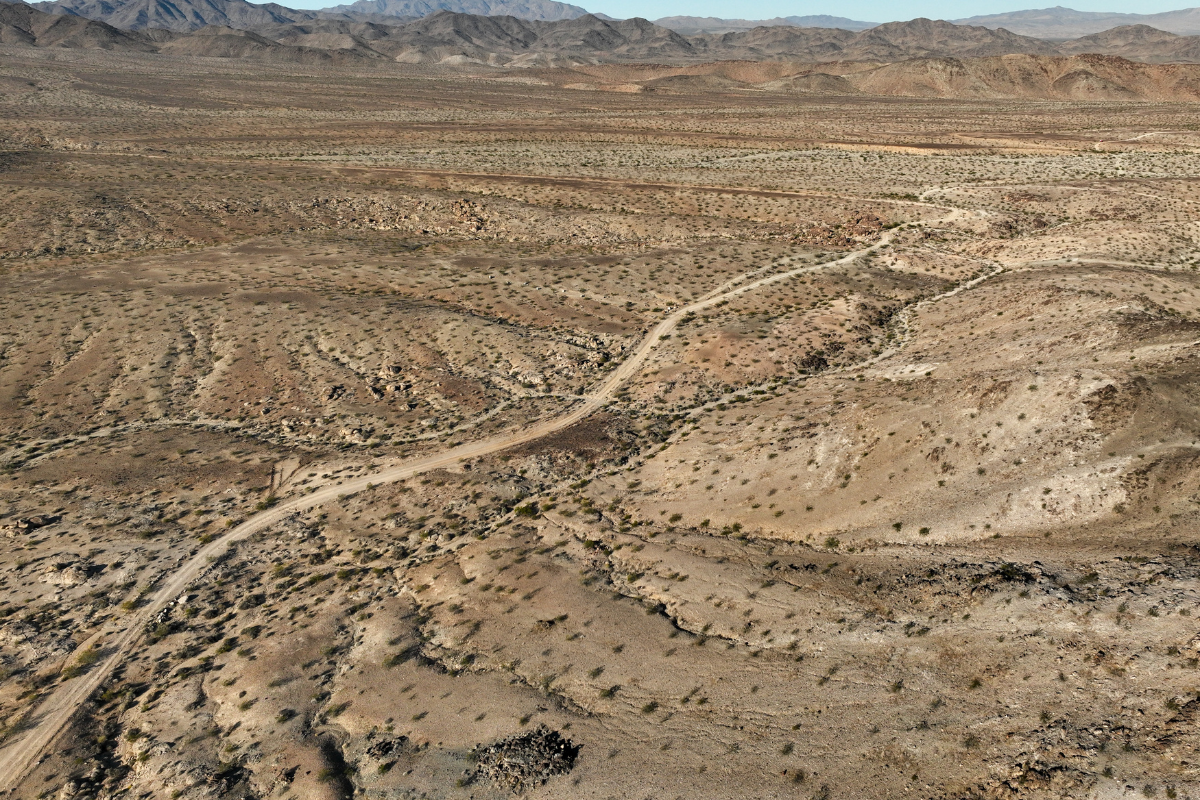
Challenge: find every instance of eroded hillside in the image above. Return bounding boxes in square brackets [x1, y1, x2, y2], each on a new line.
[2, 46, 1200, 800]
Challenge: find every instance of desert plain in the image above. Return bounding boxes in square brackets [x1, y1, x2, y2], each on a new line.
[2, 36, 1200, 800]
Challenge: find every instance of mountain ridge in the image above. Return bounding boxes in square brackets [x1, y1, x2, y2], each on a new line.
[955, 5, 1200, 38]
[324, 0, 585, 23]
[31, 0, 587, 28]
[31, 0, 321, 32]
[26, 0, 1200, 40]
[1, 0, 156, 47]
[8, 1, 1200, 78]
[653, 15, 878, 35]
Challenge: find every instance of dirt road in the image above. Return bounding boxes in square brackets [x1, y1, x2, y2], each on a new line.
[0, 231, 899, 793]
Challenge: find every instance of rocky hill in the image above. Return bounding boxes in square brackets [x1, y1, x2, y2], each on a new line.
[1057, 23, 1200, 63]
[31, 0, 319, 32]
[256, 14, 1066, 65]
[0, 0, 154, 47]
[154, 23, 377, 61]
[836, 52, 1200, 99]
[553, 52, 1200, 101]
[325, 0, 586, 22]
[31, 0, 585, 29]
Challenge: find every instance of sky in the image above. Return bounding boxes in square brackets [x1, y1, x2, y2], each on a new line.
[277, 0, 1195, 21]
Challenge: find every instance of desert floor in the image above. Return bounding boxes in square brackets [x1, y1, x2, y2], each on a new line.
[2, 47, 1200, 800]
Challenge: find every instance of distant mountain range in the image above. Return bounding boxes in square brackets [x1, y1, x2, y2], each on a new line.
[954, 6, 1200, 38]
[25, 0, 1200, 39]
[1056, 23, 1200, 60]
[1, 0, 156, 48]
[10, 0, 1200, 68]
[323, 0, 585, 23]
[656, 7, 1200, 39]
[652, 15, 877, 35]
[5, 2, 1200, 101]
[30, 0, 587, 29]
[29, 0, 318, 33]
[231, 13, 1069, 64]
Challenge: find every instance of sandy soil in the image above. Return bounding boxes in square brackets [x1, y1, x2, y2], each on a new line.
[1, 48, 1200, 800]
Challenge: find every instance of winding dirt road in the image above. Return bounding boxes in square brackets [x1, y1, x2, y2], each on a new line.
[0, 231, 900, 794]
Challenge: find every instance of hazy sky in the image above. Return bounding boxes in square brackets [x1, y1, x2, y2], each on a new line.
[282, 0, 1193, 20]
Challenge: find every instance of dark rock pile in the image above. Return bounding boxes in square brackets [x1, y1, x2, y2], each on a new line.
[795, 212, 886, 247]
[2, 514, 61, 536]
[471, 726, 580, 793]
